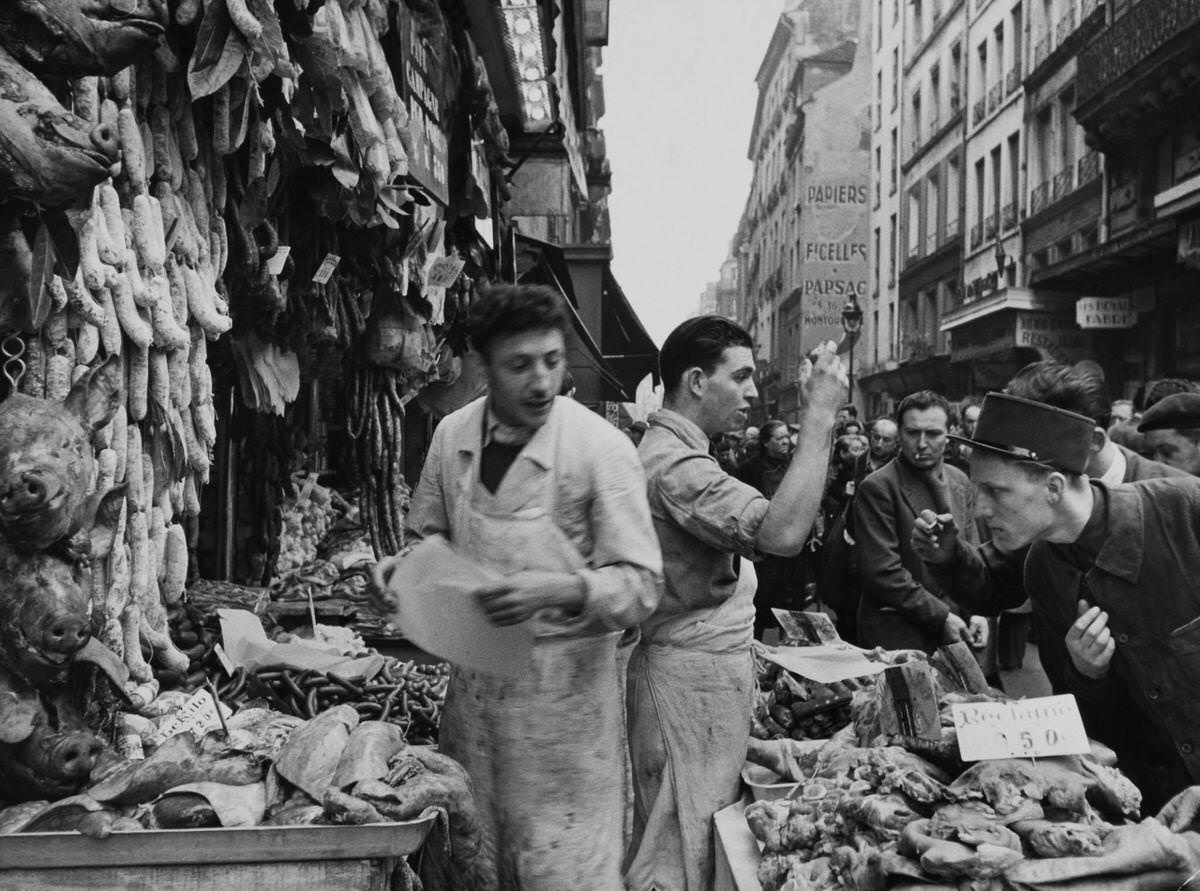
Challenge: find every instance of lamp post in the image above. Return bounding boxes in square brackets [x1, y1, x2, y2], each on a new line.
[994, 239, 1008, 289]
[840, 295, 864, 401]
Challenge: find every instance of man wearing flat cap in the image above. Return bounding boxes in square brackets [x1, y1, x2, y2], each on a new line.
[1138, 392, 1200, 475]
[914, 392, 1200, 811]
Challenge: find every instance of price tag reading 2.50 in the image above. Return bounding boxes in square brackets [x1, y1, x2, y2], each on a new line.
[951, 694, 1091, 761]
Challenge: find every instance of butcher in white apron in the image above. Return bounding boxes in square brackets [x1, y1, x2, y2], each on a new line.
[404, 284, 662, 890]
[627, 317, 846, 890]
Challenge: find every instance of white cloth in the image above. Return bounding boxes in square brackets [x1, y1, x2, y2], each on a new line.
[624, 563, 757, 891]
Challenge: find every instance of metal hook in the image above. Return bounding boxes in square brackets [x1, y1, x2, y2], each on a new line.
[1, 334, 25, 391]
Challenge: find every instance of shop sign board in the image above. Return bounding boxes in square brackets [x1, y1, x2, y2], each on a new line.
[1015, 312, 1089, 361]
[1076, 296, 1139, 329]
[952, 694, 1090, 761]
[396, 4, 450, 205]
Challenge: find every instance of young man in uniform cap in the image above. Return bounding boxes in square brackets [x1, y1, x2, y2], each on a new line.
[1138, 392, 1200, 475]
[914, 392, 1200, 811]
[626, 315, 846, 891]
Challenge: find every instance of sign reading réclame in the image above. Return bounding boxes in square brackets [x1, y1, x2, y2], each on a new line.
[952, 694, 1091, 761]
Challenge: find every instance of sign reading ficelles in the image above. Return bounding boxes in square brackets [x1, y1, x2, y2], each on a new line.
[952, 694, 1090, 761]
[1076, 297, 1139, 329]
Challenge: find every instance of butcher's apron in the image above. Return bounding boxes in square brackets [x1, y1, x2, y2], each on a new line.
[624, 560, 757, 891]
[438, 429, 625, 891]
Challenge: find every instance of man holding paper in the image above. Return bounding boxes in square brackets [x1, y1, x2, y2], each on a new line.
[403, 284, 662, 890]
[625, 316, 846, 891]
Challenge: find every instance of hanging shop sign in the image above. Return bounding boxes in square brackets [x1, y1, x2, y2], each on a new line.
[1075, 296, 1139, 329]
[397, 3, 452, 205]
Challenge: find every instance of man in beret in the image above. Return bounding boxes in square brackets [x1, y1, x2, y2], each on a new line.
[1138, 392, 1200, 475]
[914, 392, 1200, 811]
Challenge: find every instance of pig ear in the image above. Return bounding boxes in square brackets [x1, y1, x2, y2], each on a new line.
[62, 355, 123, 436]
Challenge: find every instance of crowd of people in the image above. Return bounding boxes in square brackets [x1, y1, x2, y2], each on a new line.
[404, 285, 1200, 890]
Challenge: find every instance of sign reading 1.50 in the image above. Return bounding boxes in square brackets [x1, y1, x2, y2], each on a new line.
[951, 694, 1090, 761]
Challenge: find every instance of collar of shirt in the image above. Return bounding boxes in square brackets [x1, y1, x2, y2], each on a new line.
[1098, 445, 1127, 487]
[647, 408, 711, 453]
[484, 402, 536, 447]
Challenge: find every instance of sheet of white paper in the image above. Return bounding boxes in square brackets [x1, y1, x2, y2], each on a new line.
[218, 609, 383, 679]
[379, 536, 535, 677]
[760, 644, 891, 685]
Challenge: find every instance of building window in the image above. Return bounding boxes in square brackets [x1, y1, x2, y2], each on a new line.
[930, 64, 941, 124]
[877, 0, 885, 48]
[876, 71, 883, 129]
[907, 188, 921, 260]
[873, 310, 880, 366]
[889, 213, 898, 284]
[913, 0, 923, 45]
[890, 128, 898, 193]
[973, 157, 986, 244]
[874, 226, 882, 291]
[892, 48, 899, 109]
[874, 146, 882, 207]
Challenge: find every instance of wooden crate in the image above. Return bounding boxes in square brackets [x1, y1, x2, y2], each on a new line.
[0, 818, 434, 890]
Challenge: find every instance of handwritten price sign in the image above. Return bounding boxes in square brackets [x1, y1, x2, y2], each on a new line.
[952, 694, 1090, 761]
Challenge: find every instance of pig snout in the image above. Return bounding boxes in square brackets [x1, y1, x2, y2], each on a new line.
[0, 469, 53, 515]
[54, 732, 104, 779]
[88, 122, 120, 163]
[40, 612, 92, 655]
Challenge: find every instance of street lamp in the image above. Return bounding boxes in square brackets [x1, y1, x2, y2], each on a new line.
[841, 295, 864, 401]
[994, 240, 1008, 288]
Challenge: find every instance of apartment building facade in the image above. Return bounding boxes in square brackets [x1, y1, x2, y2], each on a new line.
[733, 0, 864, 423]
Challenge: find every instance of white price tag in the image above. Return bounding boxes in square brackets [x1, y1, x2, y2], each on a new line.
[952, 694, 1090, 761]
[312, 253, 341, 284]
[425, 255, 465, 289]
[148, 688, 233, 746]
[265, 245, 291, 276]
[213, 642, 236, 677]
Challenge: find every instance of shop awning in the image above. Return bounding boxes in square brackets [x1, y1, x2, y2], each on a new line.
[515, 234, 658, 402]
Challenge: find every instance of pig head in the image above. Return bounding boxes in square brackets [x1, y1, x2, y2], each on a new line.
[0, 355, 122, 553]
[0, 661, 108, 803]
[0, 42, 119, 206]
[0, 0, 165, 77]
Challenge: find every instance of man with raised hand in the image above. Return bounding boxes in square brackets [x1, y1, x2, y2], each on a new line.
[625, 316, 846, 891]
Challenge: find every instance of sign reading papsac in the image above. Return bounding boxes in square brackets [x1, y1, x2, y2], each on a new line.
[952, 694, 1090, 761]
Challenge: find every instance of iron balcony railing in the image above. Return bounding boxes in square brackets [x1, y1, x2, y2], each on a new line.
[1031, 180, 1051, 214]
[1002, 201, 1018, 230]
[973, 98, 987, 125]
[988, 83, 1002, 113]
[946, 218, 960, 239]
[908, 241, 921, 260]
[926, 230, 938, 253]
[1057, 6, 1077, 44]
[970, 222, 983, 249]
[1053, 167, 1075, 201]
[1078, 0, 1200, 105]
[949, 87, 961, 112]
[1005, 67, 1020, 95]
[1077, 149, 1102, 185]
[1033, 34, 1051, 69]
[984, 215, 997, 240]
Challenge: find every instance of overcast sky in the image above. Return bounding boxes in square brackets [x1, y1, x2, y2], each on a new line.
[603, 1, 783, 346]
